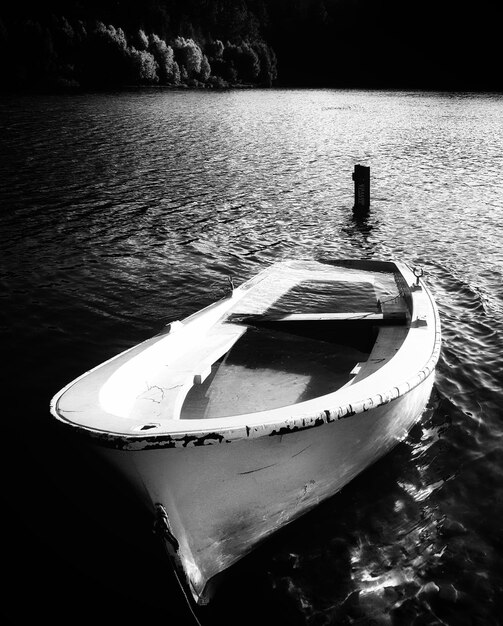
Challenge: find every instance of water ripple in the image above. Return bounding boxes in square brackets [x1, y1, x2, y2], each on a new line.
[2, 88, 503, 625]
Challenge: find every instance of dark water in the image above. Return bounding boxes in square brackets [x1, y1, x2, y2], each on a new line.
[1, 88, 503, 625]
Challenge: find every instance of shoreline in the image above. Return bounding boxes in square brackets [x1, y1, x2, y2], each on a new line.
[2, 82, 502, 97]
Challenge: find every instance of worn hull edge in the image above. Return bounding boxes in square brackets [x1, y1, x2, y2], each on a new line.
[49, 261, 441, 451]
[50, 321, 441, 451]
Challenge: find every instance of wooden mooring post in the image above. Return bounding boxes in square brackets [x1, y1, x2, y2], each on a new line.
[352, 164, 370, 213]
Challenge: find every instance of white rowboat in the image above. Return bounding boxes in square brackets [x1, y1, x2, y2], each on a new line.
[50, 259, 441, 605]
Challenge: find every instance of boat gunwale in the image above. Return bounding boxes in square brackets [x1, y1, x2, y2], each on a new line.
[50, 260, 441, 450]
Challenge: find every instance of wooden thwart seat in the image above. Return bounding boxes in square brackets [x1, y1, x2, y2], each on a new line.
[229, 310, 408, 325]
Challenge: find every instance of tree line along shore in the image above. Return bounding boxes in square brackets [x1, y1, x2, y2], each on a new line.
[1, 0, 501, 92]
[0, 16, 277, 90]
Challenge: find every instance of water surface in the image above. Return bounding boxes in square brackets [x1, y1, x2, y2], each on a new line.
[1, 88, 502, 625]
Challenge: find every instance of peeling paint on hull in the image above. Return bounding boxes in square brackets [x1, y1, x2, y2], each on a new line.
[101, 371, 435, 605]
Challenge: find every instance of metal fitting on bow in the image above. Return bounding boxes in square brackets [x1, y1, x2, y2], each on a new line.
[413, 266, 424, 287]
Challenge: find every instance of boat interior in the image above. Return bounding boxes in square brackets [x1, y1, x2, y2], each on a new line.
[52, 260, 420, 433]
[178, 271, 411, 420]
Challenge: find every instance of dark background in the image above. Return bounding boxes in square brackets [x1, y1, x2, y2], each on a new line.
[1, 0, 501, 92]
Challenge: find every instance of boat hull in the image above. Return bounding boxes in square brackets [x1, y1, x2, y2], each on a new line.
[100, 369, 435, 604]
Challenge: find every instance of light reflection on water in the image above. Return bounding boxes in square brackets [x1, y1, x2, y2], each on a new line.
[1, 88, 503, 625]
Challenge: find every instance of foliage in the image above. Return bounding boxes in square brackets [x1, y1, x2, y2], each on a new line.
[0, 1, 279, 90]
[173, 37, 203, 77]
[129, 48, 158, 83]
[0, 0, 500, 91]
[148, 33, 177, 83]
